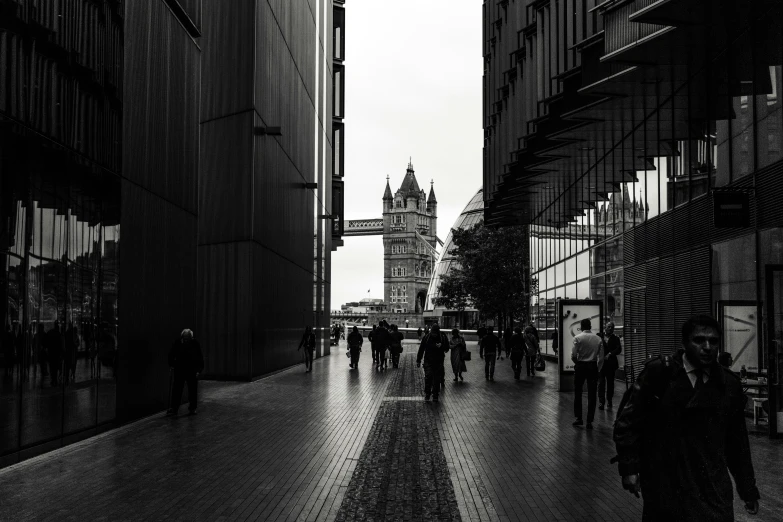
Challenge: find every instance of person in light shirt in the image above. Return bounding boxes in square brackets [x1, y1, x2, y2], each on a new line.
[571, 318, 604, 430]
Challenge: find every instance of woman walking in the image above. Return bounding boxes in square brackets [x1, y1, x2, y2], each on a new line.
[449, 328, 467, 382]
[298, 326, 316, 372]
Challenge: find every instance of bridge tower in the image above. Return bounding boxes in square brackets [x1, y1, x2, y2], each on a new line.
[382, 160, 438, 313]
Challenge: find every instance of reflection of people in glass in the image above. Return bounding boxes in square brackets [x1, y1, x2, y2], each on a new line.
[64, 323, 78, 384]
[3, 325, 14, 376]
[46, 322, 63, 386]
[166, 329, 204, 416]
[34, 323, 47, 380]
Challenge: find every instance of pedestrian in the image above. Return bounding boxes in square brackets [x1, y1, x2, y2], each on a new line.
[297, 325, 316, 372]
[417, 326, 423, 341]
[523, 325, 540, 377]
[477, 324, 487, 343]
[479, 326, 501, 381]
[503, 327, 513, 358]
[374, 321, 391, 371]
[551, 327, 559, 355]
[571, 318, 604, 429]
[368, 324, 378, 366]
[347, 326, 363, 369]
[719, 351, 733, 369]
[509, 327, 525, 379]
[613, 315, 760, 519]
[527, 322, 540, 344]
[598, 321, 622, 410]
[389, 324, 404, 368]
[416, 324, 450, 402]
[166, 329, 204, 416]
[449, 328, 467, 382]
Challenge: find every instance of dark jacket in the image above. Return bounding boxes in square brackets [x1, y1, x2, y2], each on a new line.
[509, 333, 525, 361]
[416, 331, 449, 365]
[613, 350, 759, 521]
[168, 338, 205, 375]
[347, 330, 363, 349]
[603, 333, 622, 372]
[479, 333, 501, 356]
[389, 331, 404, 354]
[373, 327, 391, 349]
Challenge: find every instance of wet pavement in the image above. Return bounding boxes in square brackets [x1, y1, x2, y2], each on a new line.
[0, 340, 781, 521]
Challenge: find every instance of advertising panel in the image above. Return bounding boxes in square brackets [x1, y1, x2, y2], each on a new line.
[559, 300, 603, 374]
[718, 301, 759, 373]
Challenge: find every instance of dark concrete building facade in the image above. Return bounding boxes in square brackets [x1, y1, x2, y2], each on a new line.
[1, 0, 346, 466]
[483, 0, 783, 435]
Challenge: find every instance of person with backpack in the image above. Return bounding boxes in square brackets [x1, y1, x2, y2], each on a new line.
[613, 315, 760, 519]
[374, 321, 391, 371]
[416, 324, 450, 402]
[297, 325, 316, 373]
[523, 325, 540, 377]
[598, 321, 622, 410]
[347, 326, 363, 369]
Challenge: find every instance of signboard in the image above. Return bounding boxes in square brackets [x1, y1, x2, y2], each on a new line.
[713, 191, 750, 228]
[718, 301, 759, 373]
[559, 300, 603, 374]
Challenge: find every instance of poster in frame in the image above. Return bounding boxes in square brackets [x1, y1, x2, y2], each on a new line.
[558, 300, 604, 374]
[717, 300, 759, 375]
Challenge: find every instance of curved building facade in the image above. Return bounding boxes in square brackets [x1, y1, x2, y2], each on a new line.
[424, 189, 484, 327]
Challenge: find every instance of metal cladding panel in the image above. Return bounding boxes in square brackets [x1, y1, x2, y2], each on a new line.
[756, 160, 783, 229]
[657, 256, 677, 355]
[125, 0, 200, 213]
[645, 258, 660, 358]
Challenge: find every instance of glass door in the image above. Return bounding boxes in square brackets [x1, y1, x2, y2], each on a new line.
[764, 265, 783, 437]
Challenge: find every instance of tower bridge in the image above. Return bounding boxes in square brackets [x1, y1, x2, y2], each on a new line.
[341, 160, 442, 313]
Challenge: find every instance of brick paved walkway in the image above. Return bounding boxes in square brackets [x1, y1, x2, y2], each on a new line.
[0, 340, 781, 521]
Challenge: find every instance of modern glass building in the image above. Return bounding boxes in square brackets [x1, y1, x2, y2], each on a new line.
[1, 0, 346, 466]
[483, 1, 783, 435]
[424, 188, 484, 328]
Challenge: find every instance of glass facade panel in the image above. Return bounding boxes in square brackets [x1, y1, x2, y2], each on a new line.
[0, 156, 120, 457]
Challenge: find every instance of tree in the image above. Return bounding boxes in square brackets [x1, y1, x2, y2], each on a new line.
[434, 222, 531, 329]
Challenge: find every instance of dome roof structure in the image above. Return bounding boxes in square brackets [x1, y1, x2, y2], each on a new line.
[424, 188, 484, 312]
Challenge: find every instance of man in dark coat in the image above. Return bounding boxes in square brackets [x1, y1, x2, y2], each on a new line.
[479, 326, 501, 381]
[347, 326, 363, 369]
[416, 324, 449, 402]
[374, 321, 391, 371]
[613, 315, 760, 521]
[599, 321, 622, 409]
[509, 327, 526, 380]
[166, 329, 205, 416]
[368, 325, 378, 366]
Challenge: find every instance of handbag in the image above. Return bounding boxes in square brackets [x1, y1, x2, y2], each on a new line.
[534, 353, 545, 372]
[463, 351, 472, 361]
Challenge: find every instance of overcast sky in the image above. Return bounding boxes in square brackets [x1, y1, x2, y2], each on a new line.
[330, 1, 484, 310]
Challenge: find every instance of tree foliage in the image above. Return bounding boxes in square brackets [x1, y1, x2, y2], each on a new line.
[433, 222, 531, 325]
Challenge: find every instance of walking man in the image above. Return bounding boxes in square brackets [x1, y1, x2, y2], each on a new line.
[613, 315, 760, 519]
[479, 326, 501, 381]
[571, 318, 604, 429]
[598, 321, 622, 410]
[166, 329, 204, 416]
[523, 325, 540, 377]
[509, 327, 525, 380]
[416, 324, 449, 402]
[368, 324, 378, 366]
[347, 326, 363, 369]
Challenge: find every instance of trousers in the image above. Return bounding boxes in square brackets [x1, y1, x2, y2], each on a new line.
[484, 353, 496, 378]
[423, 362, 444, 398]
[598, 365, 617, 404]
[574, 361, 599, 422]
[171, 372, 198, 412]
[511, 357, 523, 378]
[526, 355, 536, 376]
[349, 347, 361, 367]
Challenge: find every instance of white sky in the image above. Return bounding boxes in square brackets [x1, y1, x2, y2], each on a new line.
[330, 0, 484, 310]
